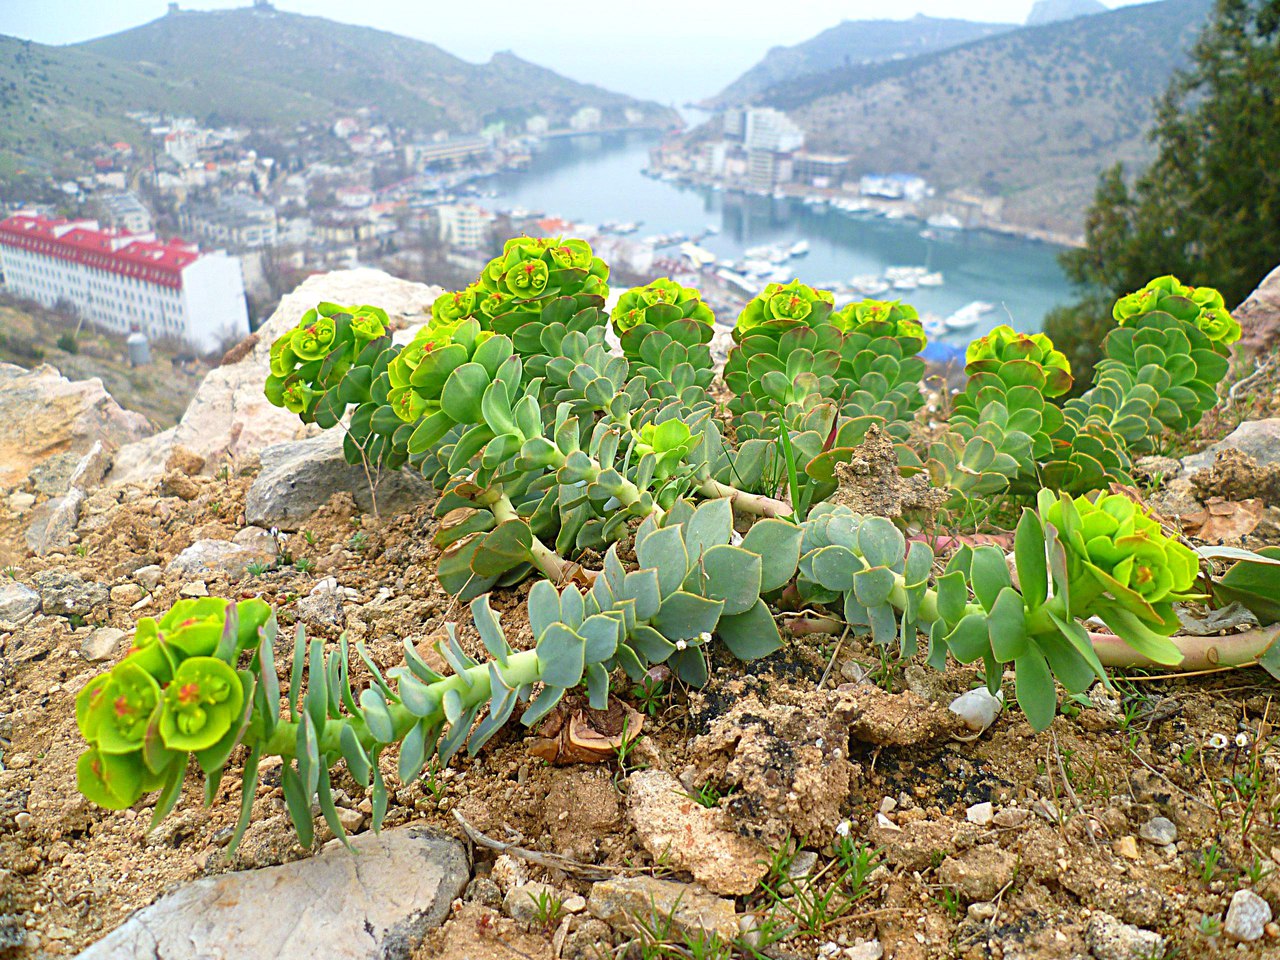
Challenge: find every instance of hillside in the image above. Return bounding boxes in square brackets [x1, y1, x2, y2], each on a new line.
[708, 15, 1016, 107]
[762, 0, 1212, 233]
[76, 6, 667, 131]
[0, 5, 670, 176]
[1026, 0, 1108, 25]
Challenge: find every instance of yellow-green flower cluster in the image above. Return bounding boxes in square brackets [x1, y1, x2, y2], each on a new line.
[831, 299, 927, 355]
[965, 325, 1073, 397]
[75, 598, 270, 810]
[610, 278, 714, 336]
[1113, 276, 1240, 346]
[265, 303, 390, 416]
[734, 279, 835, 339]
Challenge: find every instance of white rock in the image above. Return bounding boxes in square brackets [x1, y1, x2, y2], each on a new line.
[844, 941, 884, 960]
[0, 363, 150, 490]
[1224, 889, 1272, 942]
[81, 627, 127, 662]
[75, 826, 468, 959]
[180, 581, 209, 598]
[1138, 816, 1177, 846]
[949, 687, 1004, 736]
[110, 270, 440, 485]
[8, 492, 35, 512]
[0, 582, 40, 625]
[133, 565, 164, 591]
[966, 802, 995, 826]
[167, 539, 275, 579]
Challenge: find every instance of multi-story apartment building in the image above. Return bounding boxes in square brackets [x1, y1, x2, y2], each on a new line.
[179, 194, 278, 249]
[99, 192, 153, 234]
[437, 203, 491, 251]
[0, 213, 249, 354]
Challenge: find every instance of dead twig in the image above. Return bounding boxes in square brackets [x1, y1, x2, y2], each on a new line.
[452, 809, 620, 881]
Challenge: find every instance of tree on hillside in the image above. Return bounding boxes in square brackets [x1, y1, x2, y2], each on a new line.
[1046, 0, 1280, 380]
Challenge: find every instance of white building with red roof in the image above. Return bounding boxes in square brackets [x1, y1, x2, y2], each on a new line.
[0, 213, 249, 354]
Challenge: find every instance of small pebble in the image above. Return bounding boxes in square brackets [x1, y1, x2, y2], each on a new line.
[179, 580, 208, 598]
[966, 802, 994, 826]
[879, 796, 897, 815]
[1224, 889, 1272, 942]
[1138, 816, 1177, 846]
[1114, 836, 1140, 860]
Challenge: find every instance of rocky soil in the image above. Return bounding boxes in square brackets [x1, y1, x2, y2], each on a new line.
[0, 270, 1278, 960]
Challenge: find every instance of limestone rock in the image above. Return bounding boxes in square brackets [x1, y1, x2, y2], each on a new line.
[81, 627, 127, 662]
[1182, 418, 1280, 474]
[133, 565, 164, 591]
[0, 582, 40, 625]
[0, 363, 150, 490]
[166, 538, 275, 579]
[75, 825, 469, 960]
[1236, 262, 1280, 354]
[33, 570, 107, 617]
[587, 876, 738, 942]
[25, 488, 85, 556]
[1138, 817, 1177, 846]
[110, 270, 440, 485]
[1224, 889, 1272, 942]
[625, 770, 769, 895]
[246, 431, 433, 530]
[1084, 911, 1165, 960]
[936, 844, 1017, 902]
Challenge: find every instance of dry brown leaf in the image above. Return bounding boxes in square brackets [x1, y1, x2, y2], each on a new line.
[1182, 497, 1265, 542]
[527, 695, 644, 765]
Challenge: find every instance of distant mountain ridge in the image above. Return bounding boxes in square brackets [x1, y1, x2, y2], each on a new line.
[1026, 0, 1108, 25]
[756, 0, 1212, 233]
[707, 15, 1016, 107]
[0, 5, 671, 176]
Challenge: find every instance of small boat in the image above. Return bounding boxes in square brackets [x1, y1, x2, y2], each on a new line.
[944, 301, 995, 330]
[789, 240, 810, 257]
[927, 213, 963, 230]
[918, 271, 945, 287]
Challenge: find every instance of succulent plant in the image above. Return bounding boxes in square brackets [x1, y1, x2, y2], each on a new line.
[964, 325, 1072, 397]
[733, 279, 835, 341]
[1113, 275, 1240, 348]
[75, 598, 271, 813]
[831, 298, 927, 356]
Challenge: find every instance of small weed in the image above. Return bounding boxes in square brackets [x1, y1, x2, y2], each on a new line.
[527, 887, 565, 929]
[348, 531, 369, 552]
[1244, 855, 1272, 886]
[67, 614, 87, 629]
[302, 530, 317, 546]
[934, 886, 961, 919]
[421, 760, 446, 801]
[2, 565, 17, 580]
[293, 557, 315, 574]
[246, 561, 271, 577]
[832, 837, 881, 898]
[688, 782, 733, 809]
[612, 715, 647, 785]
[1196, 844, 1223, 883]
[631, 674, 668, 717]
[215, 465, 231, 482]
[1178, 745, 1197, 766]
[73, 543, 88, 557]
[1195, 915, 1222, 938]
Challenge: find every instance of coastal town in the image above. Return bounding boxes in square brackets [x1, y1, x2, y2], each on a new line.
[1, 94, 1066, 358]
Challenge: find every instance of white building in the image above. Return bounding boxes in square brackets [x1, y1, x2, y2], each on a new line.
[859, 173, 928, 203]
[570, 106, 602, 131]
[163, 129, 201, 166]
[526, 115, 550, 136]
[99, 192, 152, 234]
[744, 108, 805, 153]
[0, 214, 249, 354]
[437, 204, 490, 251]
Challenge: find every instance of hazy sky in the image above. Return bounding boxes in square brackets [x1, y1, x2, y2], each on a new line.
[0, 0, 1140, 102]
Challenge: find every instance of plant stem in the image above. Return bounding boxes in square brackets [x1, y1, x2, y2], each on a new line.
[697, 478, 793, 518]
[490, 493, 577, 582]
[1089, 625, 1280, 671]
[257, 648, 546, 758]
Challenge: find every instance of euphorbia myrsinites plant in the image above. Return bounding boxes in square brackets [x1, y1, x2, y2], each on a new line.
[70, 237, 1274, 848]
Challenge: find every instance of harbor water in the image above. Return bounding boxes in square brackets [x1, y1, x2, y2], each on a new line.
[483, 131, 1074, 347]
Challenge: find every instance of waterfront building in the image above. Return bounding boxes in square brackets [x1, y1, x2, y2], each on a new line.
[747, 149, 794, 190]
[744, 109, 805, 154]
[99, 192, 152, 234]
[721, 108, 746, 140]
[570, 107, 603, 131]
[860, 173, 928, 202]
[792, 152, 852, 189]
[405, 136, 491, 171]
[437, 204, 491, 251]
[0, 213, 249, 354]
[526, 115, 550, 136]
